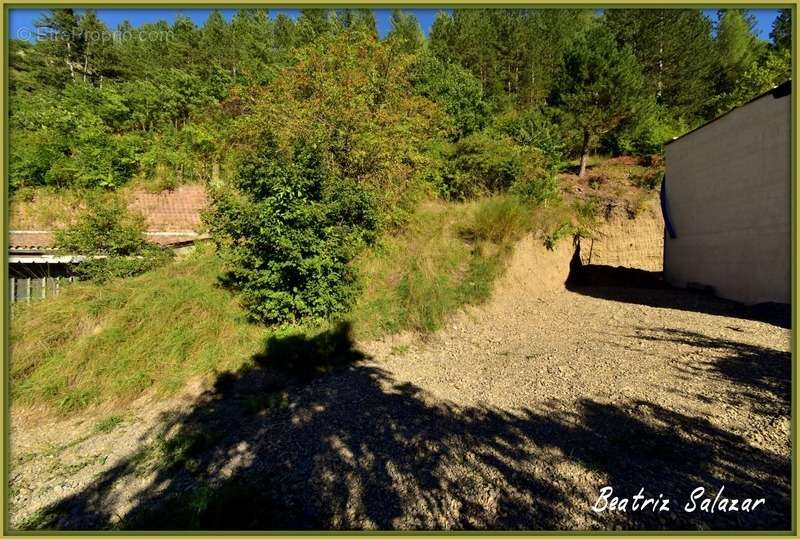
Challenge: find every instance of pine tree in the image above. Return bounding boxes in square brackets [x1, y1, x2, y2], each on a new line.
[296, 9, 333, 45]
[770, 9, 791, 52]
[171, 15, 201, 68]
[200, 9, 229, 69]
[34, 9, 82, 83]
[604, 9, 715, 120]
[386, 9, 424, 53]
[273, 13, 297, 51]
[334, 9, 377, 38]
[77, 10, 118, 83]
[553, 24, 648, 177]
[229, 10, 275, 81]
[715, 10, 762, 95]
[429, 9, 591, 104]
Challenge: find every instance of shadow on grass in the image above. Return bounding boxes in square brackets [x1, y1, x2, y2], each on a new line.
[21, 323, 790, 531]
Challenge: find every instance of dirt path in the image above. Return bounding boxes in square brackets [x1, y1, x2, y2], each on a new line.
[8, 212, 791, 530]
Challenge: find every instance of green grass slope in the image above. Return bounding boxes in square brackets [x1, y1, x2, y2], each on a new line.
[11, 244, 265, 412]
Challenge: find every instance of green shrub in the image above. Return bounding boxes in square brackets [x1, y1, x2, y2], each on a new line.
[542, 222, 575, 250]
[605, 106, 688, 156]
[493, 108, 567, 173]
[460, 195, 530, 244]
[55, 195, 171, 282]
[510, 174, 558, 205]
[509, 148, 560, 206]
[442, 133, 523, 200]
[415, 138, 457, 197]
[630, 168, 664, 190]
[410, 53, 489, 139]
[207, 131, 380, 325]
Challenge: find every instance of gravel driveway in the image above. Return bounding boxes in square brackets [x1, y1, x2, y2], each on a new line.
[10, 271, 791, 531]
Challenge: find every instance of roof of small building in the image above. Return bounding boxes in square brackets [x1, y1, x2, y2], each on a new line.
[9, 185, 208, 254]
[129, 185, 207, 232]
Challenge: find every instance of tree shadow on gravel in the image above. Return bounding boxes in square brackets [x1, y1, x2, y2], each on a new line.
[22, 324, 790, 531]
[633, 327, 791, 419]
[566, 261, 790, 329]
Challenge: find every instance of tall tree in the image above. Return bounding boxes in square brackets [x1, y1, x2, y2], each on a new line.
[429, 10, 499, 93]
[516, 9, 592, 104]
[229, 10, 275, 81]
[386, 9, 424, 53]
[200, 9, 229, 69]
[296, 9, 333, 45]
[334, 9, 378, 38]
[273, 13, 297, 51]
[770, 9, 791, 52]
[34, 9, 83, 83]
[428, 10, 456, 60]
[171, 15, 201, 68]
[604, 9, 715, 120]
[553, 24, 648, 177]
[714, 10, 762, 96]
[77, 10, 118, 83]
[429, 9, 591, 104]
[721, 9, 791, 110]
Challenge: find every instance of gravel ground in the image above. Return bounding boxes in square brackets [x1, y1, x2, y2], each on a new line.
[9, 274, 790, 531]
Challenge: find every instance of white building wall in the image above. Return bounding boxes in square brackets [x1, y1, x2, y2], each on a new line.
[663, 87, 791, 305]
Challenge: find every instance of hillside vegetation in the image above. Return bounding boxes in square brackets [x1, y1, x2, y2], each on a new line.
[9, 7, 789, 415]
[10, 159, 654, 415]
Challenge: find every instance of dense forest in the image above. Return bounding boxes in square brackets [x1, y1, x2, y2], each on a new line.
[8, 8, 792, 323]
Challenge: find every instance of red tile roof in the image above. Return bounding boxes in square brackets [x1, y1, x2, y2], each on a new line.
[129, 185, 207, 233]
[8, 231, 55, 252]
[9, 185, 208, 253]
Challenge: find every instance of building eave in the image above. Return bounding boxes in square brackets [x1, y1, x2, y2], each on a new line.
[664, 80, 792, 147]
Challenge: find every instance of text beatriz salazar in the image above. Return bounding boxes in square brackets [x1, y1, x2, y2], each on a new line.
[592, 486, 766, 513]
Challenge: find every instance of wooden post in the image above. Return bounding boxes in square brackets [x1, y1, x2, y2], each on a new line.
[42, 277, 47, 299]
[10, 277, 15, 304]
[26, 278, 31, 303]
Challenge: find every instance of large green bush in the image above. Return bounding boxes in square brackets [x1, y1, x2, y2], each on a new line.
[603, 105, 688, 155]
[409, 53, 489, 139]
[441, 133, 523, 200]
[207, 132, 379, 325]
[205, 32, 440, 325]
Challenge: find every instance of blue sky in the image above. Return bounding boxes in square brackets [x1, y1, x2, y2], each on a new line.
[9, 7, 780, 41]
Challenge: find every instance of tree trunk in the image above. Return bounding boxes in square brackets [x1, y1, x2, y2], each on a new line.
[578, 129, 590, 178]
[66, 42, 75, 80]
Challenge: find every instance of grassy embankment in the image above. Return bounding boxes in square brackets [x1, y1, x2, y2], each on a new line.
[10, 157, 661, 415]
